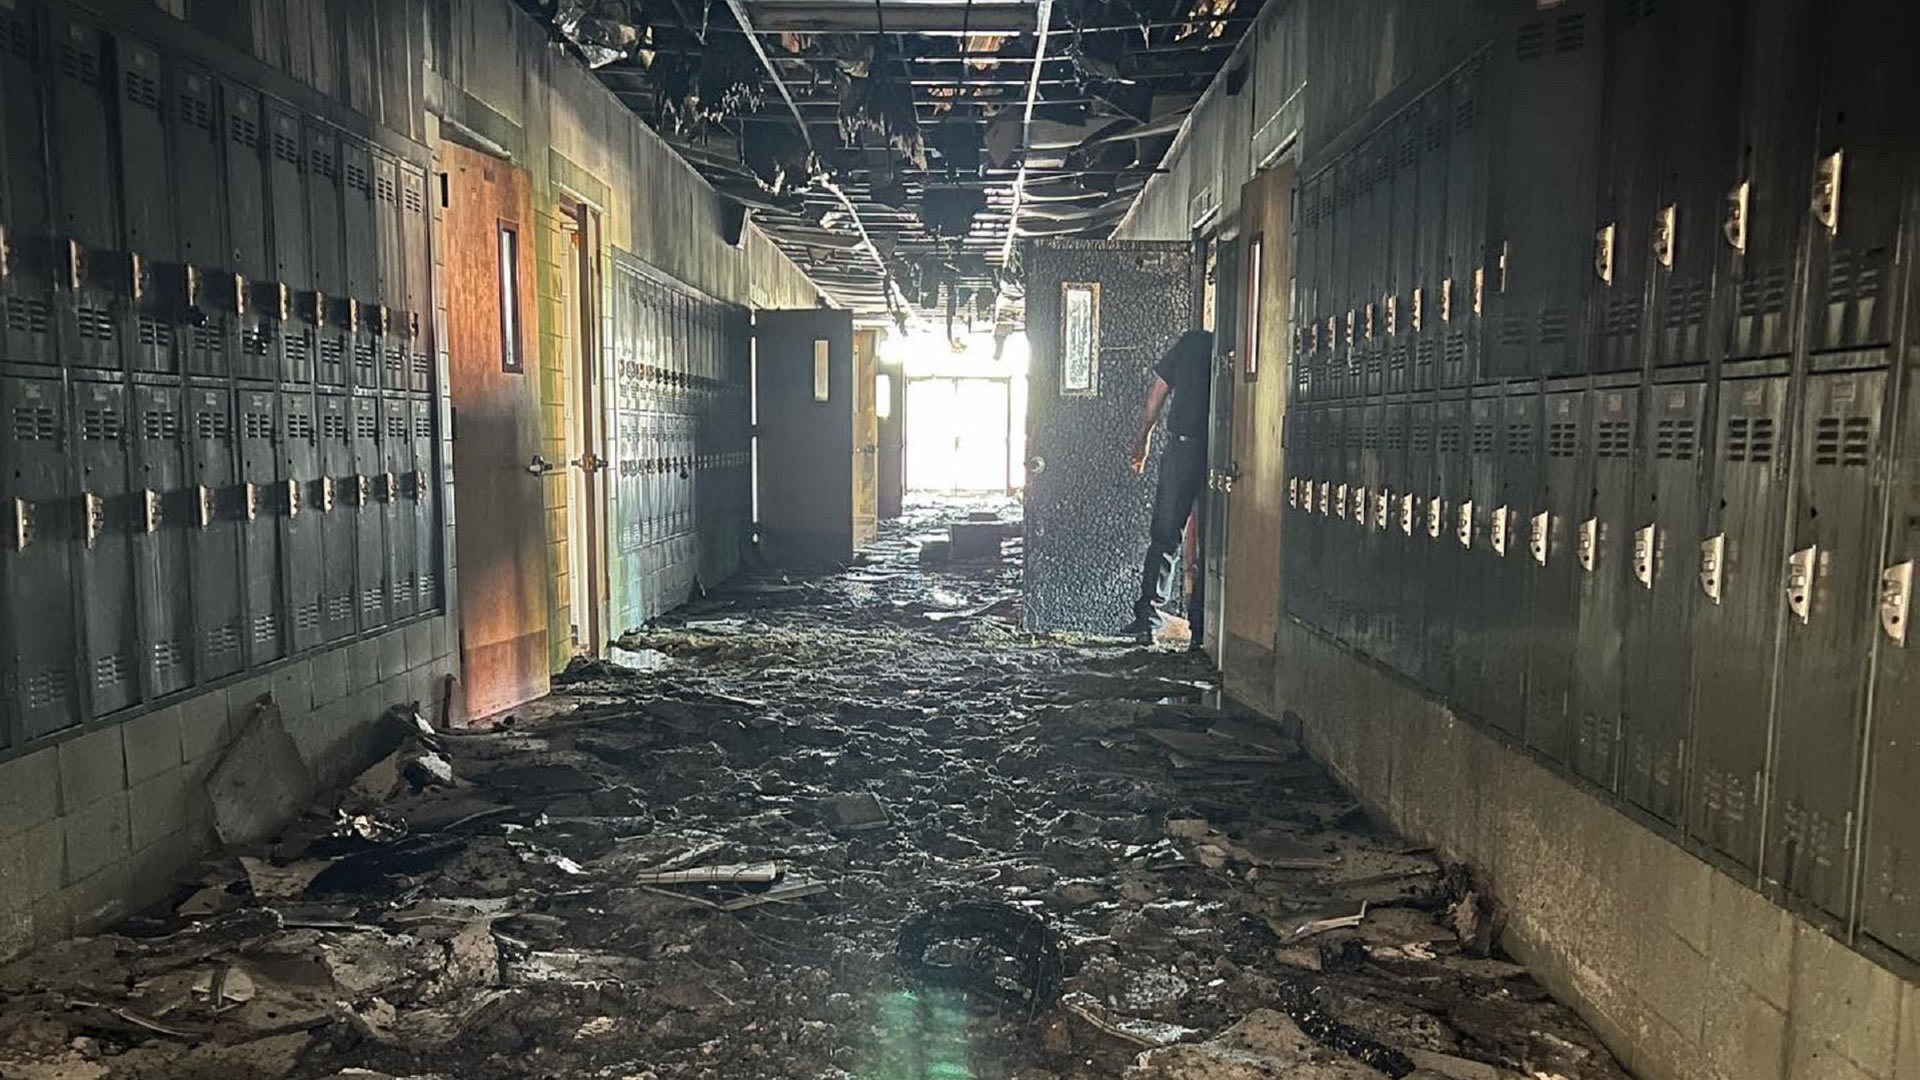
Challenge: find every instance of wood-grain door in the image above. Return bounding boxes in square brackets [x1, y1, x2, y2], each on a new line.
[853, 328, 880, 547]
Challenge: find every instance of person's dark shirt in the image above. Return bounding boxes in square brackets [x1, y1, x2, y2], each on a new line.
[1153, 329, 1214, 440]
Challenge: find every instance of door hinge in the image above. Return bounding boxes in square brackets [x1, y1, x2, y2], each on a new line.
[1879, 560, 1913, 645]
[1491, 505, 1510, 557]
[1595, 223, 1616, 285]
[1813, 150, 1843, 235]
[1786, 544, 1818, 624]
[1700, 533, 1725, 603]
[1530, 511, 1549, 566]
[1653, 204, 1677, 268]
[1578, 518, 1597, 574]
[1633, 524, 1656, 588]
[1456, 500, 1473, 549]
[1724, 180, 1749, 253]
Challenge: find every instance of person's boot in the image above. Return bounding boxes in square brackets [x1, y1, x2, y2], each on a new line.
[1115, 608, 1159, 641]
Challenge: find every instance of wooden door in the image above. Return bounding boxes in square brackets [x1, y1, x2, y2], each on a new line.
[755, 309, 854, 569]
[853, 328, 880, 547]
[1221, 162, 1295, 710]
[442, 141, 549, 721]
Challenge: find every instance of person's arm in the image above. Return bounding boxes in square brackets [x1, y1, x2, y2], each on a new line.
[1129, 376, 1171, 474]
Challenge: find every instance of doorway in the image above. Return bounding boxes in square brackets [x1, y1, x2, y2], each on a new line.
[906, 377, 1015, 494]
[562, 203, 607, 658]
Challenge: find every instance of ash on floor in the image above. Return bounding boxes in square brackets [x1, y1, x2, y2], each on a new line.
[0, 498, 1629, 1080]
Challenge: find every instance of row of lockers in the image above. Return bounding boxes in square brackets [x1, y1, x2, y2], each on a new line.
[1280, 367, 1920, 962]
[1291, 0, 1911, 400]
[2, 373, 438, 743]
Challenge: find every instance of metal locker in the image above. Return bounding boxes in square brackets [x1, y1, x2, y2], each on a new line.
[1386, 113, 1419, 396]
[1766, 369, 1887, 915]
[185, 385, 243, 679]
[1619, 381, 1708, 823]
[1440, 57, 1487, 388]
[1334, 403, 1364, 644]
[339, 137, 379, 391]
[1400, 400, 1437, 684]
[382, 395, 415, 621]
[373, 153, 407, 392]
[279, 387, 323, 652]
[316, 392, 355, 641]
[131, 383, 192, 696]
[1484, 0, 1602, 381]
[1861, 371, 1920, 963]
[1379, 398, 1415, 672]
[350, 394, 388, 629]
[235, 386, 283, 665]
[1359, 137, 1389, 399]
[171, 67, 229, 379]
[1353, 400, 1385, 656]
[1327, 160, 1354, 401]
[1570, 386, 1637, 788]
[1, 0, 57, 372]
[1293, 173, 1319, 402]
[1424, 395, 1470, 693]
[113, 36, 176, 376]
[71, 378, 137, 716]
[409, 396, 437, 612]
[303, 122, 347, 388]
[47, 9, 121, 372]
[1587, 0, 1660, 375]
[399, 164, 432, 393]
[1687, 374, 1789, 867]
[1413, 88, 1449, 392]
[1298, 405, 1330, 630]
[2, 375, 79, 738]
[223, 83, 273, 381]
[1282, 406, 1309, 621]
[1525, 390, 1589, 766]
[1314, 176, 1338, 401]
[1451, 394, 1503, 724]
[1486, 390, 1541, 733]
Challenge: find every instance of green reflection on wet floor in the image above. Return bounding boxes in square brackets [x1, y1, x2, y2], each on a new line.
[860, 989, 974, 1080]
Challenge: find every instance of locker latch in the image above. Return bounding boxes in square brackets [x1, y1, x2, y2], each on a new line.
[142, 489, 163, 534]
[407, 311, 422, 340]
[1440, 278, 1453, 324]
[1786, 544, 1817, 624]
[1594, 224, 1616, 286]
[82, 492, 104, 548]
[1530, 511, 1549, 566]
[274, 282, 293, 322]
[1410, 288, 1423, 333]
[1699, 534, 1724, 604]
[356, 474, 373, 506]
[233, 274, 249, 316]
[1399, 492, 1415, 537]
[305, 290, 326, 324]
[1496, 241, 1509, 294]
[1812, 150, 1843, 236]
[371, 304, 390, 336]
[243, 483, 260, 522]
[1427, 496, 1443, 539]
[0, 224, 11, 281]
[1456, 501, 1473, 549]
[1491, 506, 1509, 557]
[1317, 481, 1330, 516]
[1352, 485, 1368, 523]
[379, 472, 396, 503]
[10, 498, 32, 552]
[1384, 294, 1397, 337]
[1373, 488, 1388, 531]
[1344, 310, 1355, 350]
[194, 486, 213, 530]
[285, 479, 301, 518]
[320, 477, 337, 513]
[183, 264, 204, 311]
[1471, 268, 1485, 316]
[1578, 518, 1597, 573]
[66, 240, 87, 291]
[129, 252, 149, 302]
[1288, 477, 1299, 508]
[1633, 524, 1655, 588]
[410, 470, 427, 500]
[1653, 204, 1676, 269]
[1364, 303, 1375, 342]
[347, 298, 362, 335]
[1723, 180, 1749, 253]
[1881, 560, 1914, 646]
[1335, 483, 1348, 520]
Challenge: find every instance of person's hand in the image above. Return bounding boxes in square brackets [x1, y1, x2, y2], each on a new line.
[1128, 436, 1149, 475]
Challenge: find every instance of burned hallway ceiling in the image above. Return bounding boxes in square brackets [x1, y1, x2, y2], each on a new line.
[528, 0, 1265, 324]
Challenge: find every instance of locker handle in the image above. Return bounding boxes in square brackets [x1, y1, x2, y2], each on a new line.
[0, 224, 11, 281]
[1594, 223, 1616, 285]
[1335, 483, 1348, 520]
[1288, 477, 1299, 508]
[1317, 481, 1330, 515]
[528, 455, 561, 476]
[1352, 485, 1367, 523]
[1491, 506, 1510, 557]
[82, 492, 105, 548]
[1786, 545, 1817, 624]
[1813, 150, 1843, 235]
[1653, 204, 1676, 268]
[1578, 518, 1597, 573]
[273, 282, 293, 323]
[355, 475, 372, 507]
[66, 239, 86, 291]
[10, 497, 32, 552]
[233, 274, 250, 316]
[1399, 493, 1415, 537]
[243, 483, 260, 522]
[129, 252, 149, 302]
[1373, 488, 1388, 531]
[285, 479, 301, 518]
[1633, 525, 1656, 588]
[320, 477, 336, 514]
[1700, 533, 1725, 604]
[1427, 496, 1443, 539]
[1456, 501, 1473, 549]
[142, 489, 163, 534]
[1879, 560, 1912, 646]
[379, 471, 397, 502]
[194, 486, 214, 530]
[1724, 181, 1750, 253]
[409, 470, 428, 501]
[1529, 511, 1549, 566]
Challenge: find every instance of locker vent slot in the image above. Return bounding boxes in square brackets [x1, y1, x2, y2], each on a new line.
[1548, 421, 1579, 458]
[310, 144, 337, 179]
[230, 111, 261, 150]
[191, 319, 224, 356]
[5, 297, 51, 335]
[59, 40, 100, 85]
[1554, 13, 1587, 52]
[195, 409, 230, 441]
[1826, 248, 1887, 306]
[353, 340, 376, 379]
[81, 406, 123, 441]
[242, 327, 271, 357]
[1603, 297, 1640, 337]
[1385, 423, 1405, 452]
[322, 412, 349, 439]
[1497, 316, 1525, 347]
[123, 68, 160, 111]
[413, 415, 433, 439]
[1471, 421, 1496, 455]
[355, 413, 378, 440]
[178, 89, 214, 132]
[1363, 423, 1380, 451]
[152, 639, 184, 675]
[1539, 307, 1571, 345]
[403, 185, 425, 214]
[142, 408, 179, 441]
[1664, 280, 1709, 329]
[295, 603, 320, 632]
[25, 669, 67, 708]
[384, 345, 406, 379]
[327, 595, 354, 623]
[285, 411, 314, 441]
[345, 159, 370, 193]
[1597, 419, 1633, 458]
[13, 405, 58, 441]
[319, 337, 345, 365]
[1815, 416, 1871, 467]
[1412, 420, 1433, 453]
[1346, 423, 1363, 450]
[76, 305, 116, 342]
[284, 333, 312, 368]
[138, 316, 172, 348]
[204, 624, 239, 658]
[242, 410, 274, 440]
[1515, 21, 1547, 61]
[0, 15, 25, 60]
[93, 653, 128, 689]
[251, 613, 277, 645]
[1505, 421, 1534, 455]
[386, 414, 408, 439]
[1655, 419, 1697, 460]
[1736, 267, 1789, 317]
[411, 352, 432, 381]
[376, 172, 397, 205]
[1452, 90, 1478, 133]
[1415, 339, 1437, 370]
[418, 572, 437, 605]
[1439, 423, 1462, 454]
[1443, 332, 1466, 368]
[361, 587, 383, 616]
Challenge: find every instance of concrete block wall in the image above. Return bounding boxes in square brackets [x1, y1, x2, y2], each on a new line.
[1267, 620, 1920, 1080]
[0, 617, 456, 963]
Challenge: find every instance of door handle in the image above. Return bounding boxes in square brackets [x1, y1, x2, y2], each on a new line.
[1786, 544, 1817, 624]
[528, 454, 561, 476]
[1881, 560, 1913, 645]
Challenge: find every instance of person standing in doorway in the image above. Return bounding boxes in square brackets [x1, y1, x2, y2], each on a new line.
[1120, 327, 1214, 642]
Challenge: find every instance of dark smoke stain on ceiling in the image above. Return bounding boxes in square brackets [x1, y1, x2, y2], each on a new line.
[525, 0, 1262, 328]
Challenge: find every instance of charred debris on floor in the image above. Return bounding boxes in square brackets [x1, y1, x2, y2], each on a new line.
[0, 500, 1626, 1080]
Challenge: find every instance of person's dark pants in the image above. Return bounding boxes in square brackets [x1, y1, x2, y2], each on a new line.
[1136, 435, 1207, 625]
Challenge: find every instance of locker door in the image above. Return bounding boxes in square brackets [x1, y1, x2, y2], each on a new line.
[0, 0, 57, 370]
[317, 392, 355, 641]
[172, 67, 228, 379]
[72, 379, 137, 715]
[114, 36, 175, 375]
[350, 394, 388, 629]
[256, 99, 306, 385]
[1379, 399, 1413, 672]
[48, 9, 121, 372]
[1282, 406, 1310, 622]
[1293, 174, 1319, 403]
[383, 395, 416, 621]
[1767, 369, 1887, 915]
[1571, 387, 1637, 787]
[1687, 374, 1788, 867]
[2, 376, 79, 738]
[399, 164, 432, 393]
[1327, 161, 1354, 401]
[221, 82, 270, 381]
[186, 386, 244, 679]
[1488, 391, 1541, 733]
[1620, 381, 1707, 823]
[372, 152, 407, 392]
[410, 396, 438, 612]
[1440, 57, 1487, 388]
[1359, 138, 1389, 399]
[1295, 405, 1326, 630]
[1400, 400, 1436, 685]
[1452, 394, 1503, 722]
[1425, 396, 1469, 693]
[1862, 371, 1920, 963]
[304, 122, 347, 387]
[1354, 401, 1385, 656]
[1413, 90, 1449, 392]
[1386, 114, 1419, 396]
[340, 137, 378, 391]
[1484, 0, 1602, 381]
[1332, 404, 1360, 643]
[1525, 391, 1588, 767]
[132, 384, 192, 696]
[1588, 0, 1659, 375]
[235, 387, 283, 665]
[280, 387, 322, 651]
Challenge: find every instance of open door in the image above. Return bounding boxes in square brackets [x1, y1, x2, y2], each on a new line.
[1220, 163, 1295, 710]
[1024, 240, 1195, 631]
[1201, 236, 1240, 664]
[853, 328, 880, 547]
[443, 141, 549, 720]
[755, 308, 856, 569]
[562, 203, 607, 658]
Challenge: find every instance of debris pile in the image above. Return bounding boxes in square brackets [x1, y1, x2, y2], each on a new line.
[0, 498, 1626, 1080]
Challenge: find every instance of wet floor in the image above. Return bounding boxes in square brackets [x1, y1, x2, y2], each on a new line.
[0, 497, 1629, 1080]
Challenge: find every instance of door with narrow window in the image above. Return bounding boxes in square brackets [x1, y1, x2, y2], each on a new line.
[443, 141, 548, 721]
[755, 309, 855, 569]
